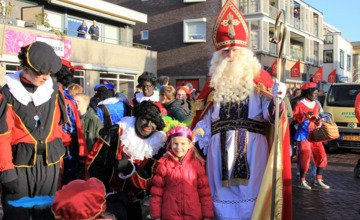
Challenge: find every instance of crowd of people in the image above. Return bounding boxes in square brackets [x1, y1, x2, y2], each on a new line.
[0, 1, 337, 219]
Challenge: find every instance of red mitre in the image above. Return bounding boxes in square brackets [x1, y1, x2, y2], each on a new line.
[212, 0, 249, 51]
[52, 178, 106, 220]
[300, 82, 318, 90]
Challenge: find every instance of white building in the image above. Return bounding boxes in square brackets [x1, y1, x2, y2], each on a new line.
[322, 22, 354, 91]
[238, 0, 324, 88]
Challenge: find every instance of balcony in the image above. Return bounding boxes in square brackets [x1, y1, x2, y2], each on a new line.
[293, 18, 300, 30]
[269, 42, 277, 56]
[269, 5, 278, 19]
[0, 24, 156, 77]
[239, 0, 260, 14]
[290, 46, 304, 61]
[324, 35, 334, 44]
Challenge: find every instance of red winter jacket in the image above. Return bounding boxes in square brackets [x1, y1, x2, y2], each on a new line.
[150, 149, 213, 220]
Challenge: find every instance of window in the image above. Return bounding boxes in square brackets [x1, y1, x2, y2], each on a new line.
[141, 30, 149, 40]
[324, 50, 333, 63]
[184, 0, 206, 2]
[249, 20, 260, 50]
[347, 54, 351, 71]
[99, 72, 135, 100]
[104, 24, 120, 45]
[46, 11, 64, 31]
[183, 18, 206, 43]
[313, 41, 319, 65]
[67, 17, 103, 41]
[340, 50, 344, 69]
[238, 0, 260, 14]
[324, 35, 333, 44]
[73, 70, 86, 93]
[5, 64, 20, 74]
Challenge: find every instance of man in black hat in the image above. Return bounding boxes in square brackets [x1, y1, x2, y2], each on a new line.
[0, 41, 67, 219]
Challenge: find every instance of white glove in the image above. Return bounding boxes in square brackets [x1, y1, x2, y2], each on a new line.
[272, 79, 286, 102]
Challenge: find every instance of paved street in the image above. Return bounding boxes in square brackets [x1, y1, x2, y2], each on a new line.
[292, 149, 360, 220]
[1, 150, 359, 219]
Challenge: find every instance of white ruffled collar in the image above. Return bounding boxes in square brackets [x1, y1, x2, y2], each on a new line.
[135, 90, 159, 103]
[5, 70, 54, 106]
[118, 116, 166, 161]
[300, 98, 316, 108]
[98, 96, 122, 105]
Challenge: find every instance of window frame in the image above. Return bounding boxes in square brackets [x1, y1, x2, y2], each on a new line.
[347, 54, 351, 71]
[183, 18, 207, 43]
[141, 30, 149, 40]
[323, 50, 333, 63]
[72, 70, 86, 93]
[184, 0, 206, 2]
[340, 50, 344, 69]
[99, 72, 136, 100]
[5, 63, 21, 74]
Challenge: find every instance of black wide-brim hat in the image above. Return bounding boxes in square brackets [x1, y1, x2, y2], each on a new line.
[26, 41, 62, 74]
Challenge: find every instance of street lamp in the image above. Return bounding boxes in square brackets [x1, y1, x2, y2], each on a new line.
[306, 62, 311, 82]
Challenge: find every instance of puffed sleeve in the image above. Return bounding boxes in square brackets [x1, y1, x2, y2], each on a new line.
[196, 161, 214, 218]
[0, 93, 17, 184]
[149, 158, 167, 219]
[193, 110, 212, 156]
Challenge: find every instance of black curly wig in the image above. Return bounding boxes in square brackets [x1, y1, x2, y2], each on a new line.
[301, 87, 319, 98]
[52, 65, 74, 88]
[133, 101, 165, 130]
[18, 45, 30, 68]
[138, 72, 157, 86]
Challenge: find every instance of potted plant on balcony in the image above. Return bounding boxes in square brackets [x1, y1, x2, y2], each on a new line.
[34, 12, 50, 31]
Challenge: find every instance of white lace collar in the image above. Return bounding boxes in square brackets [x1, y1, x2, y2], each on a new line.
[98, 96, 122, 105]
[135, 90, 159, 103]
[118, 116, 166, 161]
[300, 98, 316, 109]
[5, 70, 54, 106]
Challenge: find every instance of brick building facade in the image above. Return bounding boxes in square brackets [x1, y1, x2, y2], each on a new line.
[110, 0, 223, 90]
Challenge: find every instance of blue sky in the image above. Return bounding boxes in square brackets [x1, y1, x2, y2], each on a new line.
[303, 0, 359, 42]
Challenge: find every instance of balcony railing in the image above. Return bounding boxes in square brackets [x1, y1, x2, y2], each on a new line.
[293, 18, 300, 30]
[2, 21, 151, 50]
[290, 47, 303, 61]
[269, 42, 277, 55]
[239, 0, 260, 14]
[269, 5, 277, 19]
[324, 35, 334, 44]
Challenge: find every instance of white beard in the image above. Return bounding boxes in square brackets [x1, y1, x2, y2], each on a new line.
[209, 48, 261, 104]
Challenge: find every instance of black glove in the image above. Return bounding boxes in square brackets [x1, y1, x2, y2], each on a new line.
[114, 151, 133, 175]
[2, 178, 19, 194]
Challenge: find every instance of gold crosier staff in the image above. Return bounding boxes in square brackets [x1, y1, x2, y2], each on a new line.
[270, 9, 287, 220]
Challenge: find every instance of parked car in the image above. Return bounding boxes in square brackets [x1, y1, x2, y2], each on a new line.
[323, 83, 360, 151]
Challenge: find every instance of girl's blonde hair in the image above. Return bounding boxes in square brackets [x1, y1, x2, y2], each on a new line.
[166, 138, 205, 162]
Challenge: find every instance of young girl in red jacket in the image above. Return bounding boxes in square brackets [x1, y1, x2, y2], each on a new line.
[150, 126, 214, 220]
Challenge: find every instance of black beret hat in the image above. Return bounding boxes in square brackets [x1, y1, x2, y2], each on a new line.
[26, 41, 62, 74]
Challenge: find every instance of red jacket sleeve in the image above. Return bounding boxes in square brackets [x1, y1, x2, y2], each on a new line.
[292, 102, 307, 125]
[196, 161, 214, 218]
[355, 93, 360, 124]
[0, 94, 17, 183]
[149, 160, 166, 219]
[128, 158, 159, 190]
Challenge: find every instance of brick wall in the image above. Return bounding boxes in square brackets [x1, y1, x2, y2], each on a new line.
[109, 0, 222, 89]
